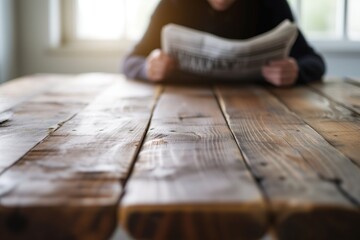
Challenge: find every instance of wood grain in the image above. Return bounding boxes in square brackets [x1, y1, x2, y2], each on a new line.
[0, 74, 115, 173]
[310, 81, 360, 114]
[121, 85, 267, 240]
[2, 75, 359, 239]
[0, 76, 161, 240]
[216, 84, 360, 240]
[0, 206, 117, 240]
[0, 74, 69, 113]
[270, 85, 360, 167]
[346, 77, 360, 86]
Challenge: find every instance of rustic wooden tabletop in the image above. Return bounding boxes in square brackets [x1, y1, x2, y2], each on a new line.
[0, 74, 359, 240]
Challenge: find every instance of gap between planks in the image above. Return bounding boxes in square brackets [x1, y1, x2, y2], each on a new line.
[212, 83, 269, 195]
[214, 83, 360, 240]
[121, 85, 164, 188]
[269, 84, 360, 168]
[345, 77, 360, 87]
[309, 81, 360, 115]
[0, 74, 116, 174]
[268, 85, 360, 206]
[119, 84, 267, 240]
[0, 75, 161, 240]
[0, 74, 72, 113]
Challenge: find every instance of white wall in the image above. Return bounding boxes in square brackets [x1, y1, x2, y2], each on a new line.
[17, 0, 122, 77]
[0, 0, 17, 83]
[17, 0, 360, 79]
[322, 52, 360, 79]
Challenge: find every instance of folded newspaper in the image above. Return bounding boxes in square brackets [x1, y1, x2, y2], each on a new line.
[161, 20, 298, 79]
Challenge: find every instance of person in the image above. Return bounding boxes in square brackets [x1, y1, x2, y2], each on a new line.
[122, 0, 326, 87]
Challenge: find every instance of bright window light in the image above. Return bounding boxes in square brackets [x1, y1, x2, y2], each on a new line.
[348, 0, 360, 41]
[287, 0, 360, 43]
[125, 0, 160, 40]
[287, 0, 298, 19]
[66, 0, 360, 45]
[77, 0, 123, 40]
[301, 0, 344, 39]
[75, 0, 159, 41]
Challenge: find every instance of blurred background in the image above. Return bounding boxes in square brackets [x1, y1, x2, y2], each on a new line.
[1, 0, 359, 84]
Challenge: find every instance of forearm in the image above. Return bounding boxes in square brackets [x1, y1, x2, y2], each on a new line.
[121, 54, 209, 83]
[121, 55, 148, 80]
[296, 54, 326, 83]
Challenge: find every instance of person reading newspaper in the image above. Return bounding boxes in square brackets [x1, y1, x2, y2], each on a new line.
[122, 0, 325, 87]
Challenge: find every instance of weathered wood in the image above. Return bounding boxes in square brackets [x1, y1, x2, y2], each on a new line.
[0, 111, 13, 124]
[0, 77, 161, 240]
[276, 206, 360, 240]
[0, 74, 114, 172]
[0, 74, 69, 113]
[346, 77, 360, 86]
[215, 84, 360, 240]
[121, 85, 267, 240]
[310, 81, 360, 114]
[0, 206, 117, 240]
[2, 75, 360, 239]
[270, 86, 360, 167]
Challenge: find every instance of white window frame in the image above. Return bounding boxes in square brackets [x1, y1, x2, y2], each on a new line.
[54, 0, 360, 53]
[290, 0, 360, 53]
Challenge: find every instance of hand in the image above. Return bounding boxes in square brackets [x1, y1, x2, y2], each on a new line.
[146, 49, 177, 82]
[262, 58, 299, 87]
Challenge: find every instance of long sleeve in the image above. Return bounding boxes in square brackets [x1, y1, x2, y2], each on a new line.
[291, 33, 326, 83]
[121, 56, 147, 80]
[122, 0, 326, 83]
[260, 0, 326, 83]
[121, 0, 178, 80]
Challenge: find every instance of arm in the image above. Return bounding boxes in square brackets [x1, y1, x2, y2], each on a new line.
[121, 56, 147, 80]
[260, 0, 326, 85]
[290, 32, 326, 83]
[121, 0, 178, 81]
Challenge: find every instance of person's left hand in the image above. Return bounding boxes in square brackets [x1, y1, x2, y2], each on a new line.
[261, 58, 299, 87]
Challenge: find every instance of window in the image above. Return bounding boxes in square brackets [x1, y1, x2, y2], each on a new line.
[61, 0, 159, 48]
[60, 0, 360, 51]
[348, 0, 360, 40]
[288, 0, 360, 41]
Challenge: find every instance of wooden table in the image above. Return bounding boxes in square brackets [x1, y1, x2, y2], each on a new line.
[0, 74, 359, 240]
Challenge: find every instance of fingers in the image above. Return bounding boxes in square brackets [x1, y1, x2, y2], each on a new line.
[146, 49, 177, 82]
[146, 53, 298, 85]
[262, 66, 297, 86]
[262, 69, 296, 86]
[262, 58, 299, 87]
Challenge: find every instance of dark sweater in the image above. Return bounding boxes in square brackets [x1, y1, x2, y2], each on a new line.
[122, 0, 326, 83]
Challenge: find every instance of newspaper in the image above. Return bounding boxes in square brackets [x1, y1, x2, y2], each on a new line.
[161, 20, 298, 79]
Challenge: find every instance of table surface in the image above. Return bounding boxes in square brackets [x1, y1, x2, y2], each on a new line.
[0, 74, 359, 240]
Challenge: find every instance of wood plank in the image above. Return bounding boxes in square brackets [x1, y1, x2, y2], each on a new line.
[0, 111, 13, 124]
[0, 74, 115, 173]
[0, 74, 69, 113]
[346, 77, 360, 87]
[0, 206, 117, 240]
[0, 77, 160, 240]
[310, 81, 360, 114]
[216, 85, 360, 240]
[270, 86, 360, 167]
[120, 85, 267, 240]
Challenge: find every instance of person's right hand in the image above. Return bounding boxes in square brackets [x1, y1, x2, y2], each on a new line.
[146, 49, 177, 82]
